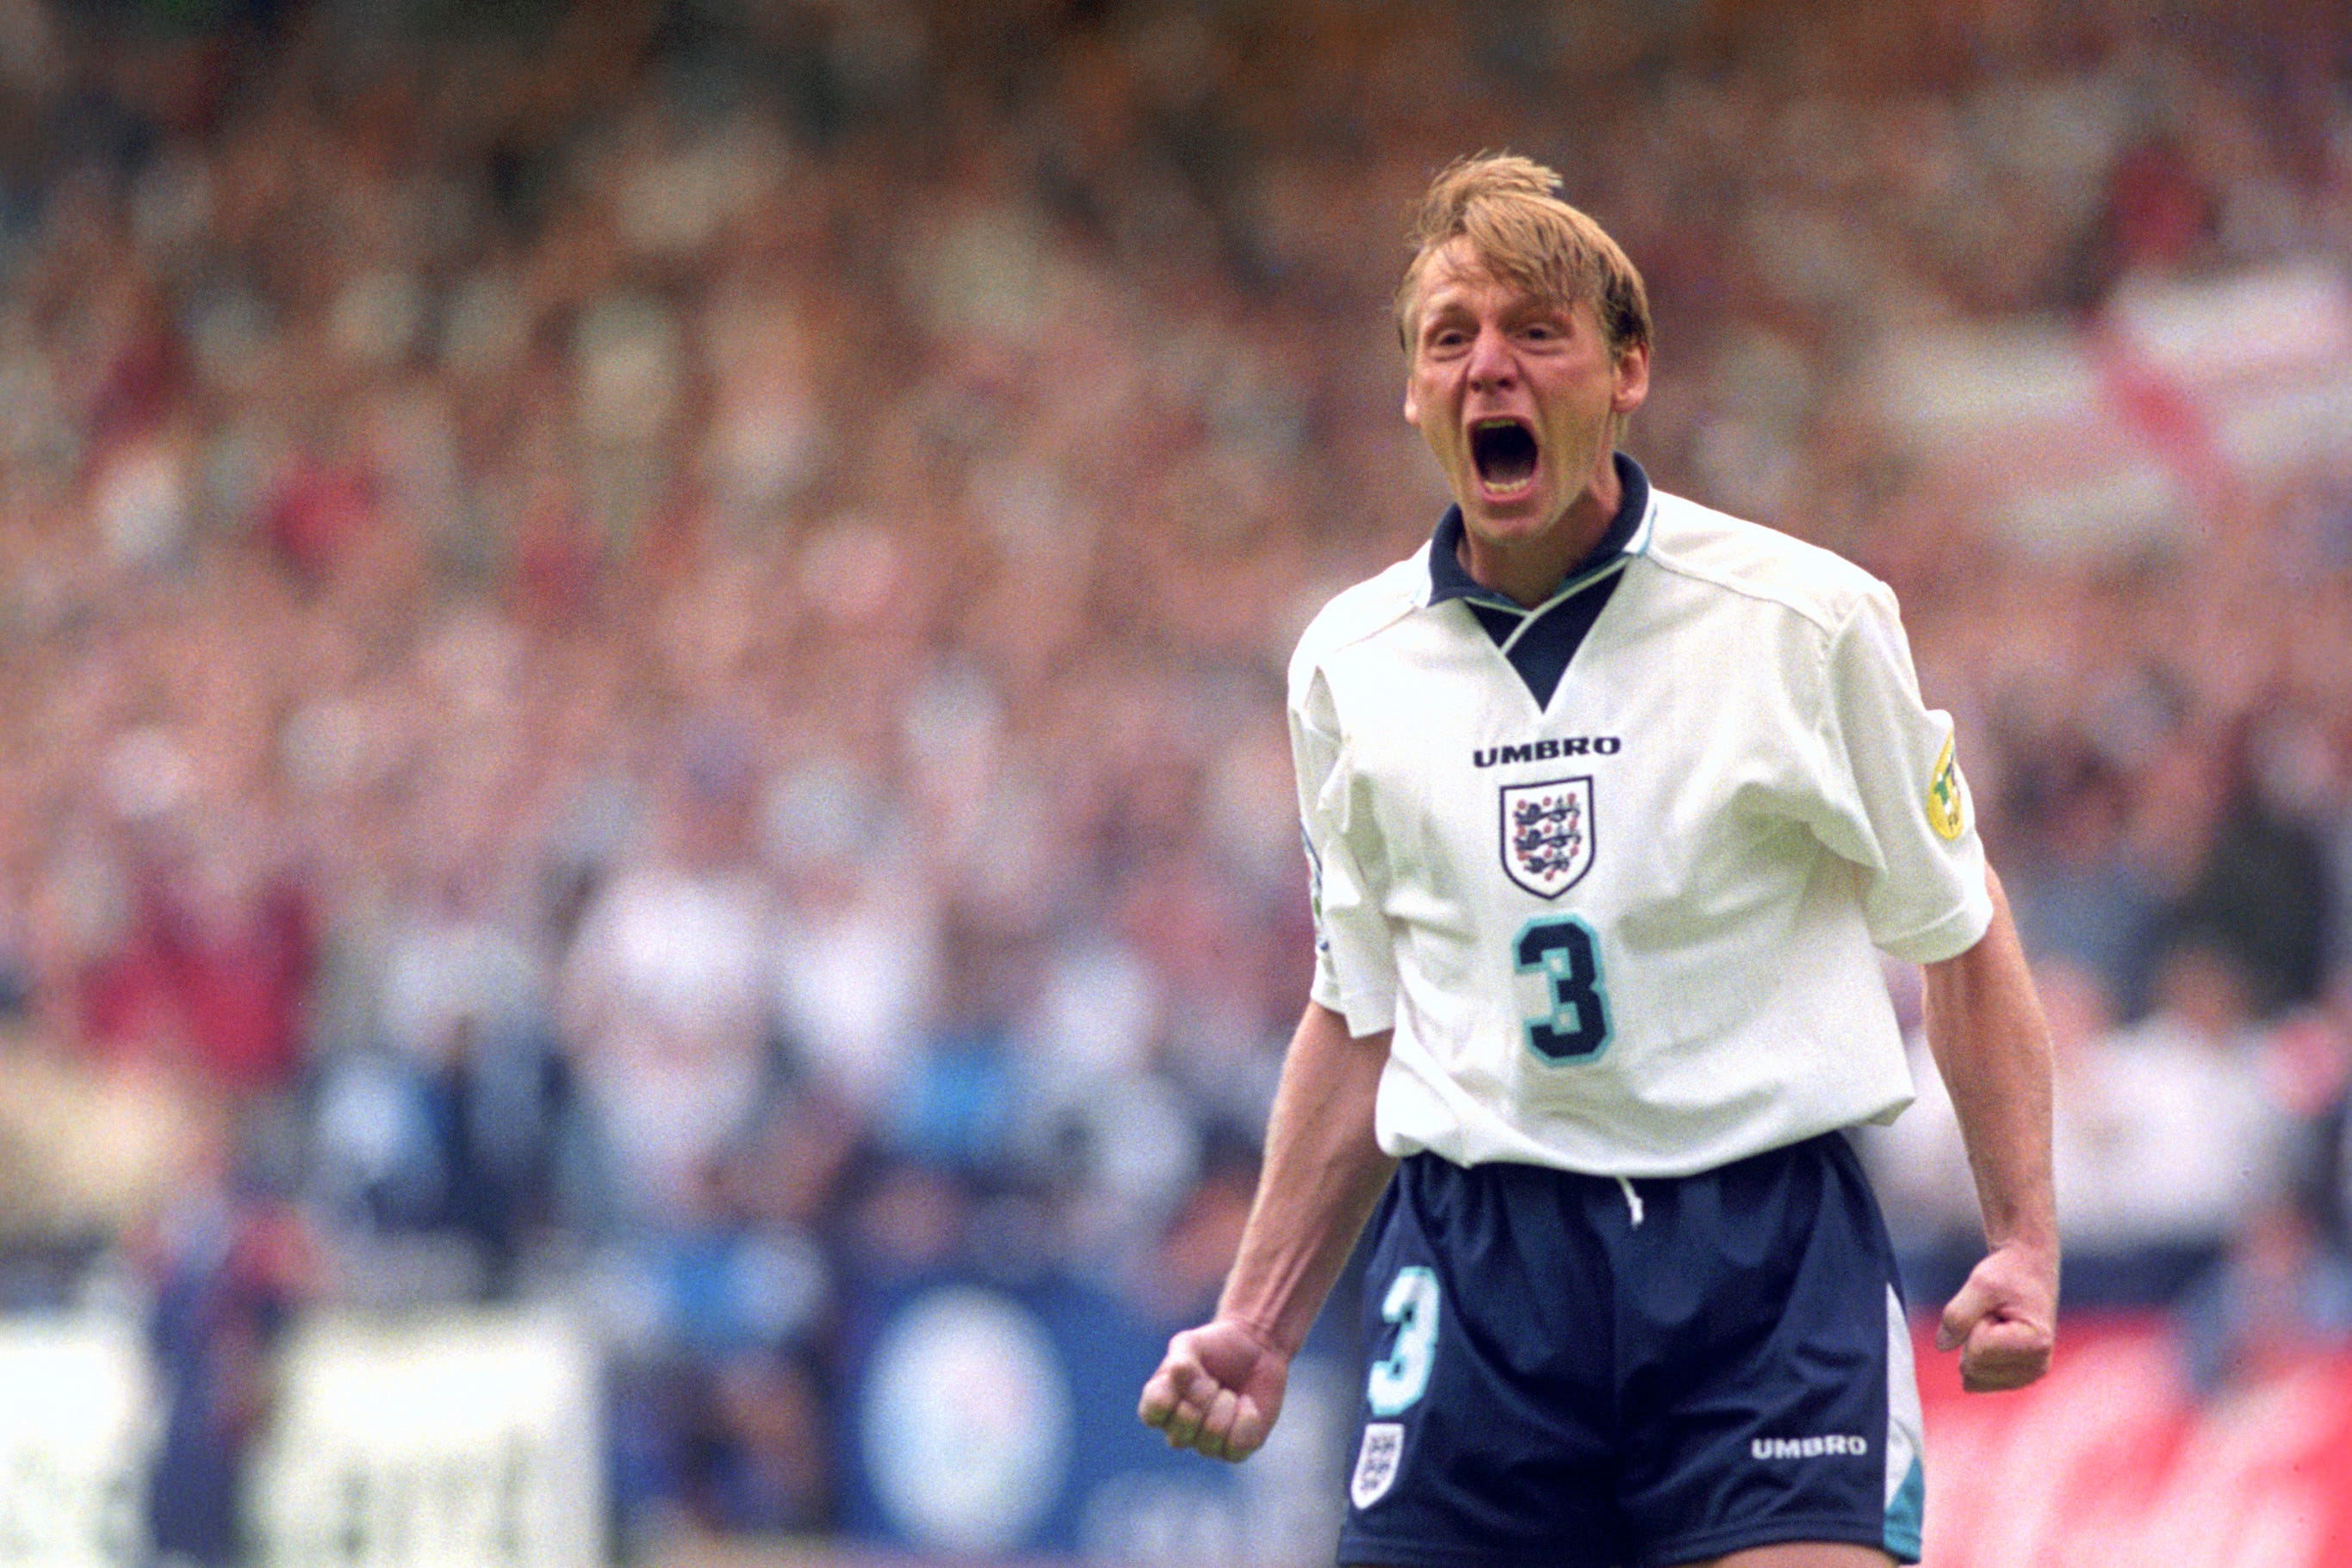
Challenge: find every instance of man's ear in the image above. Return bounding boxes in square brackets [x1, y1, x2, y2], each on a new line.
[1611, 340, 1651, 416]
[1403, 379, 1422, 428]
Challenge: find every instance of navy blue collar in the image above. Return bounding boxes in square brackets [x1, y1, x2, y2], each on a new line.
[1426, 452, 1651, 609]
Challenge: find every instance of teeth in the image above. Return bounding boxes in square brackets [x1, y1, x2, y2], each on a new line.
[1468, 418, 1539, 493]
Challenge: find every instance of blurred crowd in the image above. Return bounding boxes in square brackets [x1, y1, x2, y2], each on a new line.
[0, 0, 2347, 1556]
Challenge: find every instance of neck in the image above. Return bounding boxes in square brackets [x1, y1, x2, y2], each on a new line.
[1458, 460, 1623, 609]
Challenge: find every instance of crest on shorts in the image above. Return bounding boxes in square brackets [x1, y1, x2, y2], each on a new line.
[1500, 777, 1594, 898]
[1350, 1422, 1406, 1509]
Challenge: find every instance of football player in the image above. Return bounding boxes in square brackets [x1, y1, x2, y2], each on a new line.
[1140, 153, 2057, 1568]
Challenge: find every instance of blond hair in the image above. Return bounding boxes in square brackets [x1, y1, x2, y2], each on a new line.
[1394, 153, 1651, 361]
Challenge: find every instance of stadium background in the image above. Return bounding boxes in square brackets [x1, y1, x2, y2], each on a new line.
[0, 0, 2349, 1562]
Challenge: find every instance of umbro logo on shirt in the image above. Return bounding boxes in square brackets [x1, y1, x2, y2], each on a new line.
[1471, 735, 1621, 767]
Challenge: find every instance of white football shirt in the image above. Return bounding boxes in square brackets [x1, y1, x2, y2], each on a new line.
[1292, 457, 1992, 1177]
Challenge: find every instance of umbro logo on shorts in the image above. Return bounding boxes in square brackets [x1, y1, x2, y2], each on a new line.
[1351, 1422, 1406, 1509]
[1751, 1434, 1870, 1460]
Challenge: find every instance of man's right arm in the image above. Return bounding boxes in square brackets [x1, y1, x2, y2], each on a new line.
[1921, 866, 2059, 1392]
[1138, 1000, 1395, 1462]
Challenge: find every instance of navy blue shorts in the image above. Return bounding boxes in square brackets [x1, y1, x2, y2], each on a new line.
[1337, 1134, 1923, 1568]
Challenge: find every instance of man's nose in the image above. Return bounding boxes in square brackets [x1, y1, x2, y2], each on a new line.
[1466, 326, 1515, 389]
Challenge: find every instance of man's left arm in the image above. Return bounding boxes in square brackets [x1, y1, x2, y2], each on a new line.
[1920, 865, 2058, 1393]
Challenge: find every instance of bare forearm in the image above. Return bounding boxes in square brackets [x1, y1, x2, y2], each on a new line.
[1218, 1001, 1398, 1356]
[1921, 868, 2057, 1259]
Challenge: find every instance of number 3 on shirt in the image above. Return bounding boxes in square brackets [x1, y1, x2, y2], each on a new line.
[1515, 914, 1612, 1063]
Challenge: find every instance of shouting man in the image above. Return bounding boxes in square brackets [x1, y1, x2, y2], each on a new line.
[1139, 154, 2057, 1568]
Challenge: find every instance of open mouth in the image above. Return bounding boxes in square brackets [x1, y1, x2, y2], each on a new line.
[1470, 418, 1539, 492]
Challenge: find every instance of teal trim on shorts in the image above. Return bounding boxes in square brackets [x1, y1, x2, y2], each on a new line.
[1884, 1455, 1925, 1562]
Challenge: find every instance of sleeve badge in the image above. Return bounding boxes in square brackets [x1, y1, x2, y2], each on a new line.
[1927, 734, 1966, 841]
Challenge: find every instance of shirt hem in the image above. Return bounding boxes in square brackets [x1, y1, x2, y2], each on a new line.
[1311, 968, 1396, 1031]
[1875, 894, 1993, 965]
[1380, 1119, 1901, 1181]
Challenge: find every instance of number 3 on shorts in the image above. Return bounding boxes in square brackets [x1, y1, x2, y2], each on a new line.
[1367, 1266, 1440, 1416]
[1515, 914, 1611, 1063]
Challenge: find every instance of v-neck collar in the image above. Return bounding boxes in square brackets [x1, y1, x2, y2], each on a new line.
[1424, 453, 1655, 708]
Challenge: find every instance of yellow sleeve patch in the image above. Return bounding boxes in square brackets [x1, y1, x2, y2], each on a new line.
[1927, 734, 1966, 841]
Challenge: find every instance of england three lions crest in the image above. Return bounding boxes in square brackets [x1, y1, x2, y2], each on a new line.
[1500, 777, 1594, 898]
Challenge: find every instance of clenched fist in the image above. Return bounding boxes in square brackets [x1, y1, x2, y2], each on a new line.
[1138, 1317, 1291, 1462]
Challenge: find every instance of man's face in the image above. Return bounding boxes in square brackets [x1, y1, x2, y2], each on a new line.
[1404, 239, 1648, 550]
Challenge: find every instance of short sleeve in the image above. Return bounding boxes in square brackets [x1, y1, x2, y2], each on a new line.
[1806, 585, 1994, 964]
[1290, 664, 1399, 1035]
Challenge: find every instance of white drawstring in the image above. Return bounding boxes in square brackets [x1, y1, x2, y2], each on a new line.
[1616, 1174, 1645, 1229]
